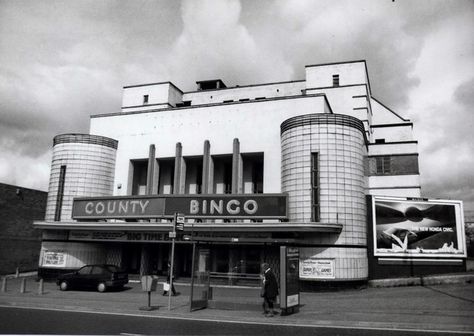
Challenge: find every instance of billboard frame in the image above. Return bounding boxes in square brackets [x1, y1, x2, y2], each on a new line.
[372, 196, 466, 258]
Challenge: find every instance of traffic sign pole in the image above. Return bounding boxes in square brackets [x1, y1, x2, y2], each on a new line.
[168, 212, 184, 311]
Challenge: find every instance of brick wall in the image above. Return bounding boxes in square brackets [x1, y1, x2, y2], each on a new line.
[0, 183, 47, 274]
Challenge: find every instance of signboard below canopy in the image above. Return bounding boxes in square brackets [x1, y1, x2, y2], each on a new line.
[72, 194, 288, 220]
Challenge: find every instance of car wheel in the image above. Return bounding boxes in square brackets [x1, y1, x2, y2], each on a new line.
[97, 282, 107, 292]
[59, 281, 69, 291]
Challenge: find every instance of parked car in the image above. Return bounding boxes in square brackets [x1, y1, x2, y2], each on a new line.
[56, 264, 128, 292]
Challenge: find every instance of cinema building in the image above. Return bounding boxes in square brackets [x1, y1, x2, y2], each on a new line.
[35, 60, 467, 286]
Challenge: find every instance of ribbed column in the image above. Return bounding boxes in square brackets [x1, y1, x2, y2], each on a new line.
[202, 140, 211, 194]
[146, 144, 155, 195]
[173, 142, 185, 194]
[231, 138, 242, 194]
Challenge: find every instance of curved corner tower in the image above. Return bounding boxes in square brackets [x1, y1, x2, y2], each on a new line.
[45, 134, 118, 222]
[281, 113, 368, 281]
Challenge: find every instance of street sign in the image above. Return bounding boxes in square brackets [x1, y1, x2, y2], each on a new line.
[175, 213, 185, 231]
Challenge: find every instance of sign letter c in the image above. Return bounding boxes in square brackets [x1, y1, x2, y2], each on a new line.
[85, 202, 94, 214]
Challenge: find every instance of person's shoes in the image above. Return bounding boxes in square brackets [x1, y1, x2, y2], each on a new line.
[162, 292, 167, 296]
[265, 312, 274, 317]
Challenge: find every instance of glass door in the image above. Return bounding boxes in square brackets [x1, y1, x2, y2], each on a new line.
[189, 243, 210, 311]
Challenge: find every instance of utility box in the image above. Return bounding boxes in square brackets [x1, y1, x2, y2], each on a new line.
[141, 275, 158, 292]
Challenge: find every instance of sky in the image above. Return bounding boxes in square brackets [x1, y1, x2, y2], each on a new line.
[0, 0, 473, 211]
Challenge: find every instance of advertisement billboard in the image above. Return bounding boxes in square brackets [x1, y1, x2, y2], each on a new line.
[300, 259, 335, 279]
[279, 246, 299, 312]
[373, 197, 466, 258]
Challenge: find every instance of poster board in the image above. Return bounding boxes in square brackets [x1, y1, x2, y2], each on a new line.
[373, 197, 466, 258]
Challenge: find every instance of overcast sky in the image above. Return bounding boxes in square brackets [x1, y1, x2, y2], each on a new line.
[0, 0, 473, 211]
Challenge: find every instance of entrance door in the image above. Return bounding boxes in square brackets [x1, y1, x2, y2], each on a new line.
[189, 243, 210, 311]
[121, 244, 141, 274]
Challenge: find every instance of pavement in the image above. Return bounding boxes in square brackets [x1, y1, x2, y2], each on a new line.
[1, 272, 474, 334]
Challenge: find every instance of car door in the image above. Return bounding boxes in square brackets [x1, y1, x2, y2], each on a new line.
[75, 266, 93, 288]
[90, 266, 108, 287]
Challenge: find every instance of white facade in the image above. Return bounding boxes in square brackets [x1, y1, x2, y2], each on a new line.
[37, 60, 425, 283]
[91, 60, 420, 199]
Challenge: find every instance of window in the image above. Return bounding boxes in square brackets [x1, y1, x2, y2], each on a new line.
[332, 74, 340, 87]
[143, 95, 149, 104]
[375, 139, 386, 144]
[131, 160, 148, 195]
[91, 266, 108, 275]
[54, 165, 66, 221]
[78, 266, 92, 275]
[311, 153, 320, 222]
[376, 156, 392, 174]
[370, 155, 419, 176]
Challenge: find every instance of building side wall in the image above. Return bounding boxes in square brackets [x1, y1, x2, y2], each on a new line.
[122, 83, 179, 109]
[305, 61, 369, 89]
[0, 184, 47, 274]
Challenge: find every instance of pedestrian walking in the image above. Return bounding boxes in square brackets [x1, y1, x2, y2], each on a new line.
[162, 262, 177, 296]
[260, 262, 278, 317]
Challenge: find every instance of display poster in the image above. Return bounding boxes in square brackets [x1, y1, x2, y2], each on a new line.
[42, 251, 66, 267]
[300, 259, 335, 279]
[373, 197, 466, 257]
[280, 246, 299, 310]
[69, 231, 170, 242]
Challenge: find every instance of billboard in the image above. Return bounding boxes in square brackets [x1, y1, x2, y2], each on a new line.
[300, 259, 335, 280]
[373, 197, 466, 258]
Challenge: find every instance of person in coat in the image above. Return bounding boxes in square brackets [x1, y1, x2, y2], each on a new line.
[261, 263, 278, 317]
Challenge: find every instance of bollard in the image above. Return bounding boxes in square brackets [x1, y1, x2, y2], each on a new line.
[20, 278, 26, 293]
[1, 277, 7, 292]
[15, 267, 19, 278]
[38, 278, 44, 295]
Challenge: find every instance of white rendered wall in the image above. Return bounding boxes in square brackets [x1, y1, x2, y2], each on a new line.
[90, 95, 330, 196]
[371, 125, 414, 142]
[184, 81, 305, 105]
[368, 175, 421, 196]
[122, 82, 182, 110]
[305, 61, 369, 89]
[371, 98, 406, 124]
[368, 142, 418, 156]
[306, 85, 371, 124]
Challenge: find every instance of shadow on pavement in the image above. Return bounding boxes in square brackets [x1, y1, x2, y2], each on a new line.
[421, 284, 474, 303]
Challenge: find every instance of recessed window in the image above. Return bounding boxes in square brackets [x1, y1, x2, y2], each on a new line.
[143, 95, 149, 104]
[54, 165, 67, 221]
[311, 153, 320, 222]
[369, 155, 419, 176]
[332, 74, 340, 87]
[376, 156, 392, 174]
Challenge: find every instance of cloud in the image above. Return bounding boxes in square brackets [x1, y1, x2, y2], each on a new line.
[0, 0, 472, 212]
[405, 7, 474, 210]
[166, 0, 293, 89]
